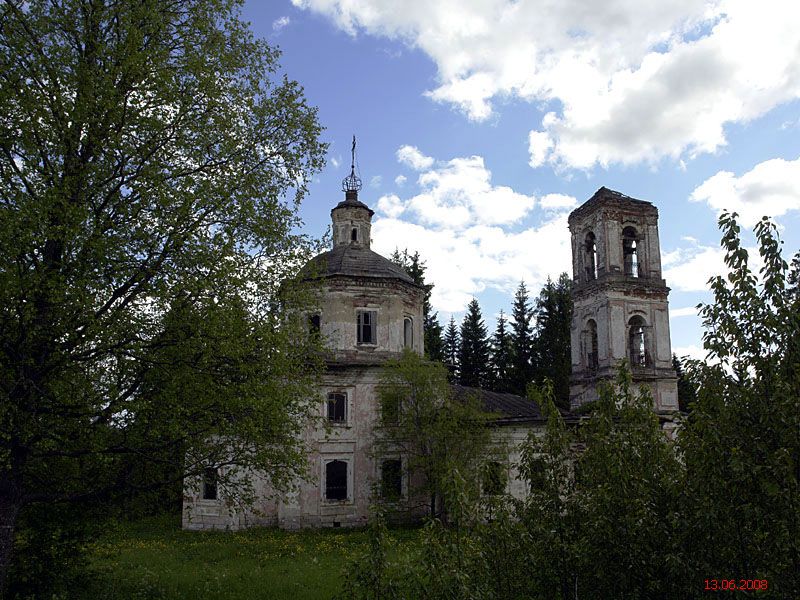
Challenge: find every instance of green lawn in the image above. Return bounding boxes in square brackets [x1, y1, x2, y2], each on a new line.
[78, 515, 420, 600]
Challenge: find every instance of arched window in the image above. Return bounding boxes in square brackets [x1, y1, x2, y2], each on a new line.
[587, 319, 598, 370]
[325, 460, 348, 501]
[351, 227, 358, 242]
[202, 467, 218, 500]
[622, 226, 639, 278]
[403, 317, 413, 348]
[584, 232, 598, 281]
[628, 316, 648, 367]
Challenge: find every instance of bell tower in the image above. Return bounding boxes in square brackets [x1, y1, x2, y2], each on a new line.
[568, 187, 678, 413]
[331, 136, 373, 248]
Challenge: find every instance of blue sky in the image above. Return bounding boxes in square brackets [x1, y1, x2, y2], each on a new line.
[244, 0, 800, 359]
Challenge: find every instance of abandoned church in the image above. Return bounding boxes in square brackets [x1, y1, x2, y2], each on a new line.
[183, 166, 679, 530]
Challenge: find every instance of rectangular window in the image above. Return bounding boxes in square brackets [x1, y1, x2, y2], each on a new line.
[327, 392, 346, 422]
[357, 310, 377, 344]
[381, 459, 402, 500]
[325, 460, 348, 501]
[202, 467, 218, 500]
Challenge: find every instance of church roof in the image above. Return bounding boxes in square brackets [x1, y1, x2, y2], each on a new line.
[299, 243, 415, 284]
[332, 195, 375, 216]
[452, 385, 559, 423]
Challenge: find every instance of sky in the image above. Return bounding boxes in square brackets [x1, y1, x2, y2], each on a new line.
[243, 0, 800, 360]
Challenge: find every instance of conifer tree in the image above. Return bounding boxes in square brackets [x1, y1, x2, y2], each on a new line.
[458, 299, 491, 388]
[510, 281, 535, 396]
[531, 274, 573, 409]
[443, 316, 460, 381]
[490, 310, 513, 392]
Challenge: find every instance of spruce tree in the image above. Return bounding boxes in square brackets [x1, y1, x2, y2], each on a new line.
[443, 316, 460, 381]
[458, 299, 491, 388]
[532, 273, 573, 409]
[510, 281, 535, 396]
[490, 310, 514, 392]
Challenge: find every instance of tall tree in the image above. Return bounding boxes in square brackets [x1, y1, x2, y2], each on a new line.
[531, 273, 573, 409]
[509, 281, 535, 396]
[390, 249, 445, 361]
[375, 350, 492, 520]
[679, 213, 800, 596]
[490, 310, 513, 392]
[458, 299, 491, 388]
[0, 0, 325, 591]
[672, 353, 697, 413]
[443, 316, 460, 381]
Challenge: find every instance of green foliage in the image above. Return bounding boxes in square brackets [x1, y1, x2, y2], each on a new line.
[0, 0, 325, 592]
[531, 274, 573, 409]
[458, 299, 492, 389]
[672, 353, 697, 412]
[509, 281, 535, 396]
[443, 316, 460, 380]
[488, 310, 513, 393]
[375, 349, 493, 520]
[678, 213, 800, 598]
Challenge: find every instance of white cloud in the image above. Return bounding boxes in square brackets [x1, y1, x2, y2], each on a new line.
[540, 193, 577, 210]
[670, 306, 698, 318]
[376, 193, 406, 218]
[394, 174, 407, 186]
[370, 148, 569, 312]
[272, 16, 291, 32]
[396, 145, 434, 170]
[330, 155, 341, 169]
[690, 156, 800, 226]
[664, 245, 726, 292]
[294, 0, 800, 169]
[370, 175, 382, 188]
[672, 344, 708, 361]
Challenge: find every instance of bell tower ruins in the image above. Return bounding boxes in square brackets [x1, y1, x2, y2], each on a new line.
[568, 187, 678, 413]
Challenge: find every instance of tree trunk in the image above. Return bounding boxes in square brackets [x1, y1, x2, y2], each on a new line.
[0, 482, 22, 597]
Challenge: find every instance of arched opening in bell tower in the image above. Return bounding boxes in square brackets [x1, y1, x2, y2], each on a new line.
[622, 226, 640, 278]
[584, 232, 598, 281]
[628, 315, 648, 367]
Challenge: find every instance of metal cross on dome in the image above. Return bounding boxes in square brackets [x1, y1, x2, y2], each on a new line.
[341, 135, 362, 193]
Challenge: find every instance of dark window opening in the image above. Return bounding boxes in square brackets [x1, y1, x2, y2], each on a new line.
[326, 460, 348, 501]
[327, 392, 346, 422]
[483, 461, 506, 496]
[629, 316, 648, 367]
[309, 314, 321, 336]
[623, 226, 640, 278]
[403, 317, 413, 348]
[357, 310, 376, 344]
[584, 232, 598, 281]
[351, 228, 358, 242]
[202, 467, 218, 500]
[381, 459, 402, 500]
[587, 319, 599, 370]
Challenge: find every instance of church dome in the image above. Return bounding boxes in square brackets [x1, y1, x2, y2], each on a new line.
[299, 244, 414, 284]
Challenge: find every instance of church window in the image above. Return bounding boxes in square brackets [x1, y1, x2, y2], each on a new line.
[623, 226, 640, 278]
[351, 228, 358, 242]
[357, 310, 377, 344]
[381, 459, 402, 500]
[587, 319, 599, 370]
[327, 392, 346, 422]
[325, 460, 348, 501]
[483, 461, 506, 496]
[202, 467, 218, 500]
[628, 316, 648, 367]
[403, 317, 413, 348]
[584, 232, 598, 281]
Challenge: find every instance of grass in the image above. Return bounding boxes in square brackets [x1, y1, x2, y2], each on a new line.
[78, 514, 421, 600]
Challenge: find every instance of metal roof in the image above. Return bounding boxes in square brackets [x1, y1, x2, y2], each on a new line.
[299, 243, 415, 284]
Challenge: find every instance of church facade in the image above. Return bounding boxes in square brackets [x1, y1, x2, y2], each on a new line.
[182, 181, 678, 530]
